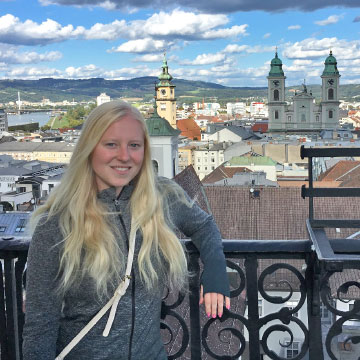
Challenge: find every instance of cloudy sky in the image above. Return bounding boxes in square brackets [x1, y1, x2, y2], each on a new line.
[1, 0, 360, 86]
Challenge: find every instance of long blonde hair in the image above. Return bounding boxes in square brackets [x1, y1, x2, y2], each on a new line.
[30, 100, 188, 297]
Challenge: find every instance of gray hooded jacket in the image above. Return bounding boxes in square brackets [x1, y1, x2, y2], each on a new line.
[22, 177, 229, 360]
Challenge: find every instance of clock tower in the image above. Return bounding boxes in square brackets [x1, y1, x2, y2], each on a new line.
[267, 51, 287, 132]
[320, 51, 340, 129]
[156, 54, 176, 128]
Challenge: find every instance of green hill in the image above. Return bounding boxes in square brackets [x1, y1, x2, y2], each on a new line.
[0, 77, 359, 105]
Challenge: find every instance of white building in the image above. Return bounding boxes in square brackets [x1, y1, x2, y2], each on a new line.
[97, 93, 111, 106]
[227, 102, 247, 116]
[192, 143, 225, 180]
[249, 102, 268, 118]
[268, 51, 340, 133]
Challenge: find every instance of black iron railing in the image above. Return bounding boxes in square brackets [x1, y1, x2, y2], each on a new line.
[1, 237, 360, 359]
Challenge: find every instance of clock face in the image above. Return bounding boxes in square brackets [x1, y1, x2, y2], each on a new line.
[327, 79, 334, 85]
[272, 80, 280, 87]
[161, 89, 166, 95]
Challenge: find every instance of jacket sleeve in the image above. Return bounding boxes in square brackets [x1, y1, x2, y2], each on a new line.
[163, 179, 230, 297]
[22, 216, 63, 360]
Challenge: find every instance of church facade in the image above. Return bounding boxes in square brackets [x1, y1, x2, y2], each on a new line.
[268, 51, 340, 133]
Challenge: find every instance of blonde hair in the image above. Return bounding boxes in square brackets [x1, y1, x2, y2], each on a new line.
[30, 100, 188, 297]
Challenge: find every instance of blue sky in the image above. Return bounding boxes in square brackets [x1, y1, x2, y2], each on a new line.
[1, 0, 360, 86]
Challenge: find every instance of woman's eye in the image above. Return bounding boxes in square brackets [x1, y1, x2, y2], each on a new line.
[130, 143, 140, 148]
[105, 143, 116, 147]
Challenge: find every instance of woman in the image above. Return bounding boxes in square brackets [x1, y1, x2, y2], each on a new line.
[22, 100, 230, 359]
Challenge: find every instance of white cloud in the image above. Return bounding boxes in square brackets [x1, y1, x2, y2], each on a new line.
[109, 38, 169, 53]
[84, 10, 247, 42]
[223, 44, 274, 54]
[133, 54, 164, 62]
[84, 20, 127, 40]
[0, 14, 84, 45]
[315, 15, 342, 26]
[263, 33, 271, 39]
[223, 44, 249, 54]
[202, 24, 248, 39]
[4, 66, 62, 79]
[288, 25, 301, 30]
[182, 52, 226, 65]
[283, 38, 360, 61]
[0, 45, 62, 64]
[64, 64, 156, 79]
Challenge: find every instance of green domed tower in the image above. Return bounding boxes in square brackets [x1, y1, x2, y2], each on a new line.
[321, 51, 340, 129]
[267, 51, 287, 132]
[156, 53, 177, 128]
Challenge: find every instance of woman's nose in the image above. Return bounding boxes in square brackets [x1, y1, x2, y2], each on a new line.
[116, 146, 130, 161]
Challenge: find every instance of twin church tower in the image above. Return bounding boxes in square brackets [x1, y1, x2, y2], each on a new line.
[267, 51, 340, 133]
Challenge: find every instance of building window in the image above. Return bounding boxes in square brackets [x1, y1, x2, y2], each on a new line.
[205, 167, 207, 170]
[197, 167, 200, 170]
[328, 88, 334, 100]
[316, 115, 320, 122]
[287, 116, 291, 122]
[211, 166, 215, 170]
[301, 114, 306, 122]
[286, 342, 299, 358]
[198, 158, 201, 163]
[0, 226, 6, 232]
[329, 110, 333, 119]
[274, 89, 279, 101]
[275, 110, 279, 120]
[15, 219, 26, 232]
[211, 158, 215, 163]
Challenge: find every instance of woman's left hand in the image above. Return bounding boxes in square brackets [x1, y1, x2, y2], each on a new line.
[199, 285, 230, 318]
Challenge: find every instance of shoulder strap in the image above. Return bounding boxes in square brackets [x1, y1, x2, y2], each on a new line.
[55, 225, 137, 360]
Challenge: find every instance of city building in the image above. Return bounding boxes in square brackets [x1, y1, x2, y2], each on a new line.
[96, 93, 111, 106]
[156, 54, 176, 128]
[192, 143, 226, 180]
[0, 142, 74, 163]
[0, 108, 8, 134]
[268, 51, 340, 133]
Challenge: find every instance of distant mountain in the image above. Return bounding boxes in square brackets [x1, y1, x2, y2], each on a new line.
[0, 77, 359, 104]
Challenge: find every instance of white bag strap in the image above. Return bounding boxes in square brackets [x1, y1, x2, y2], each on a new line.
[55, 225, 136, 360]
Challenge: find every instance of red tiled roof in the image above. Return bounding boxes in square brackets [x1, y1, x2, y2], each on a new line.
[251, 123, 268, 133]
[318, 160, 360, 181]
[202, 165, 251, 184]
[176, 118, 201, 140]
[205, 186, 360, 240]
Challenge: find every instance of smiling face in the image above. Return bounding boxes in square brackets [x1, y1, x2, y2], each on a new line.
[91, 114, 145, 195]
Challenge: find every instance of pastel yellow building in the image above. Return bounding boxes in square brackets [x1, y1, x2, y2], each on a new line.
[0, 142, 73, 163]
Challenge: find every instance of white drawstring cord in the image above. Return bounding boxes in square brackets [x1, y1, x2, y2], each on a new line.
[55, 226, 136, 360]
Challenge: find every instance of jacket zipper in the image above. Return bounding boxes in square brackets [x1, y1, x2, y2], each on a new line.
[115, 199, 136, 360]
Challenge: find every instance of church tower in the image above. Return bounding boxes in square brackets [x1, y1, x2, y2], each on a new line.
[320, 51, 340, 129]
[267, 51, 287, 132]
[156, 54, 176, 128]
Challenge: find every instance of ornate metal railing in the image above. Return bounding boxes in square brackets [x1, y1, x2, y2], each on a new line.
[1, 237, 360, 359]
